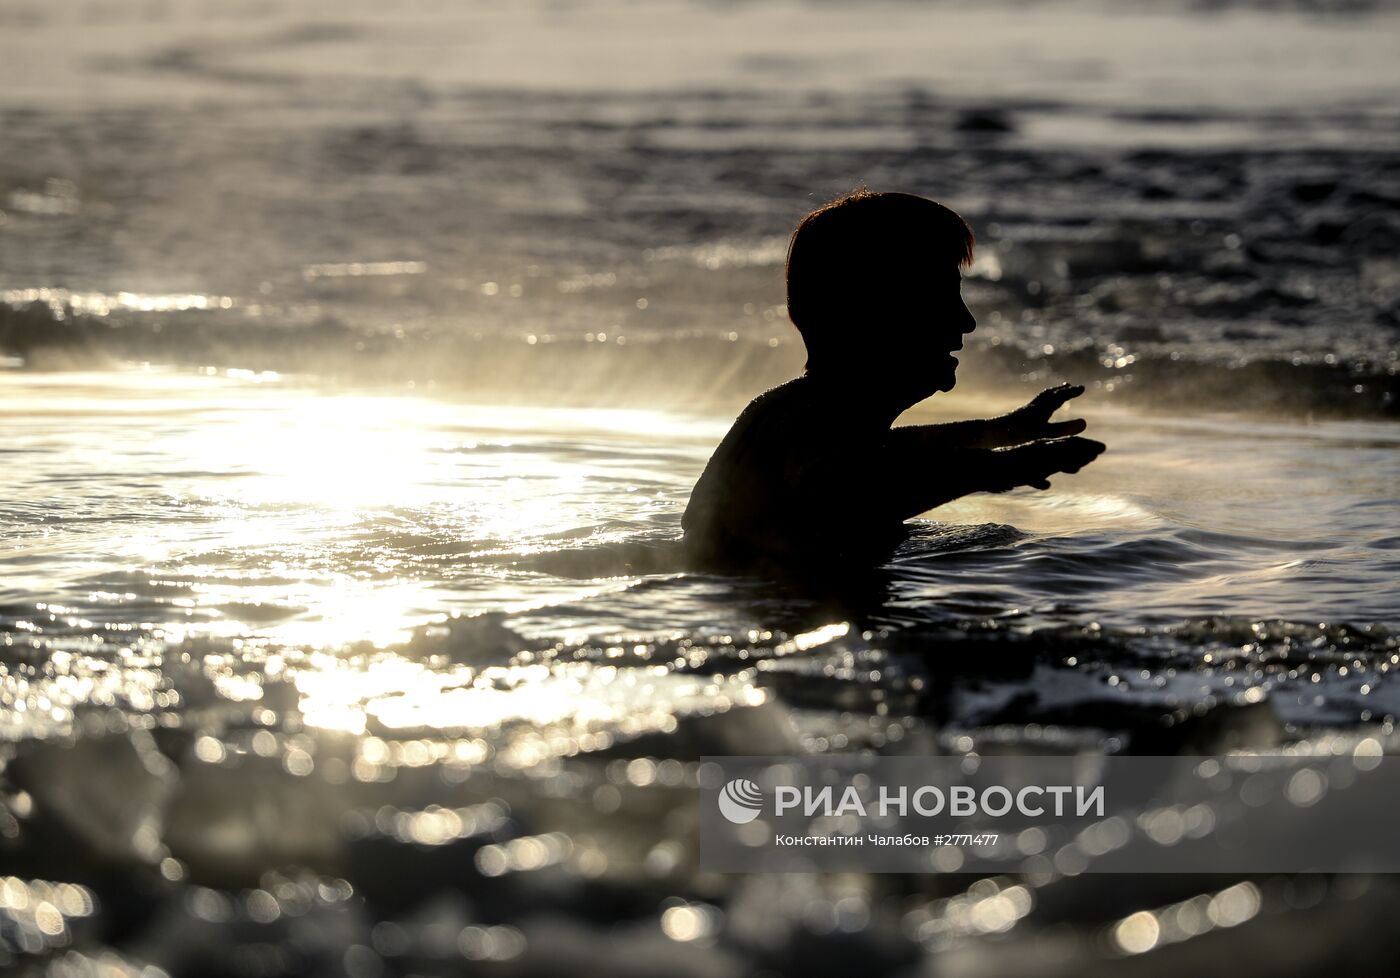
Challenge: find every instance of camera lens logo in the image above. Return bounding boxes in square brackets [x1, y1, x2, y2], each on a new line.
[717, 779, 764, 824]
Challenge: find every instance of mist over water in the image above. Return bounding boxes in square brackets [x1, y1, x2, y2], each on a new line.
[2, 1, 1400, 976]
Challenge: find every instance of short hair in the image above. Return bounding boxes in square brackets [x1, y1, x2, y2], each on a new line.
[784, 189, 974, 369]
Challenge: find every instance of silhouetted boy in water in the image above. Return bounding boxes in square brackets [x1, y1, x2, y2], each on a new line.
[683, 190, 1105, 570]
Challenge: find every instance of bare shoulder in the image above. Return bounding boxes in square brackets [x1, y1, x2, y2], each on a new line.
[699, 377, 831, 477]
[728, 377, 818, 438]
[682, 377, 837, 557]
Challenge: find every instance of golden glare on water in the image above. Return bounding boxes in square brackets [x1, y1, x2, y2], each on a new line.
[2, 367, 720, 651]
[5, 363, 1398, 753]
[295, 653, 767, 759]
[1, 366, 766, 745]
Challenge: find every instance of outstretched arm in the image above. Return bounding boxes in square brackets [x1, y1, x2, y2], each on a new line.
[879, 435, 1106, 523]
[891, 384, 1089, 451]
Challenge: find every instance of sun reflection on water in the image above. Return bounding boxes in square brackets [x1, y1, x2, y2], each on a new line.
[0, 367, 719, 650]
[294, 643, 769, 765]
[1, 367, 744, 743]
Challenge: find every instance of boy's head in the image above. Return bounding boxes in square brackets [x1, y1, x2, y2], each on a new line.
[785, 189, 976, 394]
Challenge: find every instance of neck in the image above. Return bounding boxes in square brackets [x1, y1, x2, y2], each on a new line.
[801, 370, 917, 428]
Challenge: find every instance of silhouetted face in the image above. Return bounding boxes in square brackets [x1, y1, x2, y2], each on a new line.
[863, 263, 976, 402]
[925, 266, 977, 391]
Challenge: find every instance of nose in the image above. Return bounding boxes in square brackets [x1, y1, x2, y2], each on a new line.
[960, 302, 977, 334]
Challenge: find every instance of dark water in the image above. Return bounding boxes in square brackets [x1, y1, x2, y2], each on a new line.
[3, 1, 1400, 976]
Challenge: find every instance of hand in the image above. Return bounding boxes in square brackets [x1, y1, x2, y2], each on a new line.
[1019, 435, 1105, 490]
[998, 384, 1088, 446]
[987, 435, 1106, 492]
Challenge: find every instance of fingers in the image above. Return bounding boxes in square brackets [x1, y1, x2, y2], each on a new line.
[1054, 436, 1106, 472]
[1046, 417, 1087, 438]
[1018, 436, 1104, 479]
[1033, 383, 1085, 411]
[989, 434, 1103, 494]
